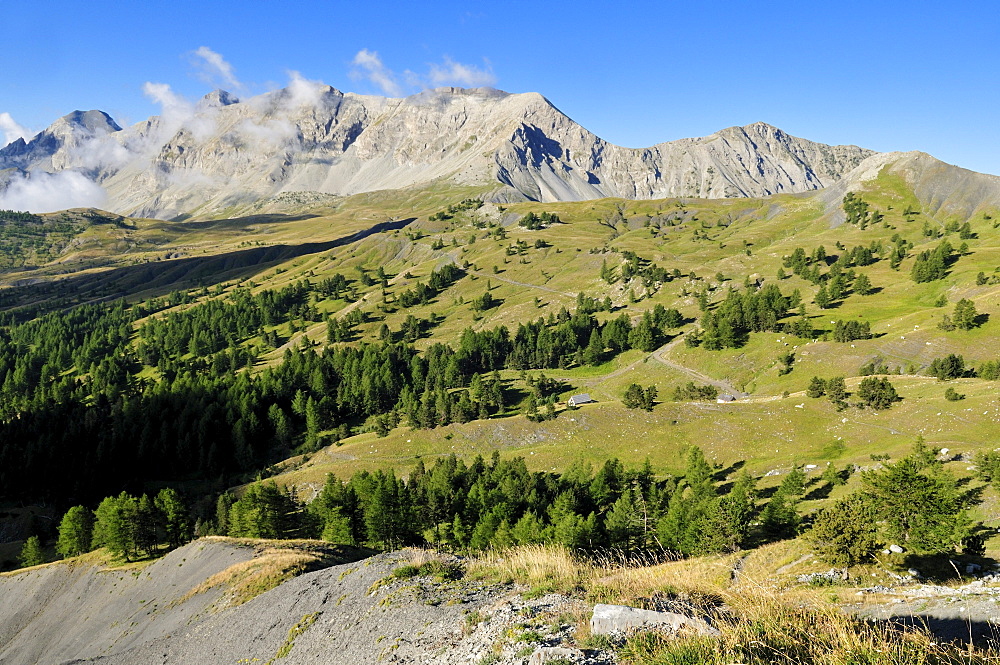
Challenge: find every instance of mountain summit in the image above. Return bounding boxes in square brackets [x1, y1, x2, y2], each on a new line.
[1, 87, 875, 218]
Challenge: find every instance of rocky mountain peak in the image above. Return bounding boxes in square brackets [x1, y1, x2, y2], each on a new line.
[1, 87, 883, 218]
[54, 110, 122, 135]
[0, 109, 121, 171]
[198, 89, 240, 109]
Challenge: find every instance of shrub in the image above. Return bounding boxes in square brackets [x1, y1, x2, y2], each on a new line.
[856, 376, 901, 409]
[808, 495, 880, 566]
[928, 354, 965, 380]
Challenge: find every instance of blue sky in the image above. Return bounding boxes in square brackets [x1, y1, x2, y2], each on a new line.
[3, 0, 999, 174]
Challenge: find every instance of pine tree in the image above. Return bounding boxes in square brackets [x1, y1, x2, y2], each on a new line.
[215, 492, 234, 535]
[622, 383, 645, 409]
[320, 507, 355, 544]
[706, 470, 758, 552]
[853, 273, 873, 295]
[628, 317, 657, 352]
[953, 298, 979, 330]
[806, 376, 826, 398]
[826, 376, 848, 409]
[134, 494, 160, 557]
[814, 284, 831, 309]
[155, 488, 191, 549]
[228, 482, 297, 539]
[759, 468, 806, 541]
[56, 506, 94, 558]
[19, 535, 45, 568]
[656, 448, 718, 555]
[862, 441, 981, 554]
[604, 489, 644, 552]
[93, 492, 139, 561]
[583, 328, 604, 365]
[759, 490, 800, 541]
[857, 376, 901, 410]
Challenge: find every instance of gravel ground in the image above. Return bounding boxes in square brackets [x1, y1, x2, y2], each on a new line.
[0, 540, 255, 664]
[850, 578, 1000, 645]
[0, 542, 616, 665]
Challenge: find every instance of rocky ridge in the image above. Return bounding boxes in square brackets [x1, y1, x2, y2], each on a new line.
[1, 86, 875, 219]
[0, 540, 619, 665]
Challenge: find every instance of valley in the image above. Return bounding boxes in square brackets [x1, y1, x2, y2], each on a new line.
[2, 90, 1000, 664]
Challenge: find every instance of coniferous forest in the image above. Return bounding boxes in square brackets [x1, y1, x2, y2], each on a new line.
[1, 187, 997, 578]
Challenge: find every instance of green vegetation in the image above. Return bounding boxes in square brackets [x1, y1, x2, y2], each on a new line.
[911, 239, 955, 283]
[809, 441, 981, 563]
[622, 383, 657, 410]
[0, 169, 998, 583]
[203, 448, 822, 558]
[18, 535, 44, 567]
[56, 506, 94, 558]
[855, 376, 901, 409]
[268, 612, 320, 663]
[91, 488, 193, 561]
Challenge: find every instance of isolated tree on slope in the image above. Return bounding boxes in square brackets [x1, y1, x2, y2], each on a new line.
[863, 440, 980, 554]
[808, 495, 880, 566]
[953, 298, 979, 330]
[19, 535, 45, 568]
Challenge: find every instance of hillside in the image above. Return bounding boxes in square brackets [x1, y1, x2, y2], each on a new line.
[3, 539, 998, 664]
[0, 87, 873, 218]
[2, 120, 1000, 661]
[0, 149, 998, 505]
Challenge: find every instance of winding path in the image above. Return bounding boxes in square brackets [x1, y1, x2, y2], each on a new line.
[650, 335, 744, 398]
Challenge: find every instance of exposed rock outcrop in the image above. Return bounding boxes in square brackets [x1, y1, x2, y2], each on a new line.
[0, 541, 615, 665]
[1, 87, 875, 219]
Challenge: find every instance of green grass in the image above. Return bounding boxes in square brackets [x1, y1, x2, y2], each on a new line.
[5, 160, 1000, 521]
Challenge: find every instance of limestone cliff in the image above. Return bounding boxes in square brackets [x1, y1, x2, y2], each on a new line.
[1, 87, 875, 219]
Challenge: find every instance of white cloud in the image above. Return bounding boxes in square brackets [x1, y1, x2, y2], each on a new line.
[236, 117, 297, 148]
[141, 81, 221, 142]
[284, 70, 330, 107]
[0, 112, 31, 147]
[142, 82, 195, 123]
[348, 50, 497, 96]
[350, 49, 403, 97]
[191, 46, 243, 91]
[67, 132, 132, 172]
[0, 171, 107, 213]
[429, 57, 496, 87]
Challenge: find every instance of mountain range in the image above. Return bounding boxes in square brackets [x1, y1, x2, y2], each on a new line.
[1, 85, 882, 219]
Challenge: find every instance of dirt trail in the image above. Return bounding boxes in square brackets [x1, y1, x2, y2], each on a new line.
[650, 336, 744, 398]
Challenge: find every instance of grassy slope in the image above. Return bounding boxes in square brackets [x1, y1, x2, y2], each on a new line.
[3, 170, 999, 520]
[250, 169, 999, 502]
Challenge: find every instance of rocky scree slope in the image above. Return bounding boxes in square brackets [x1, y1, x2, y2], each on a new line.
[0, 540, 613, 665]
[1, 86, 874, 219]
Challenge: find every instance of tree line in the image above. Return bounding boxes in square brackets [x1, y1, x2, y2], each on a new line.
[217, 449, 809, 557]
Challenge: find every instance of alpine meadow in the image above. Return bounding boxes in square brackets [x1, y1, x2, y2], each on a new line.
[3, 51, 1000, 665]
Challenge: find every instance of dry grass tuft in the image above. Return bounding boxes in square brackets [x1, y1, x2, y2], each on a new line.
[622, 587, 995, 664]
[179, 547, 319, 608]
[179, 538, 372, 608]
[470, 545, 997, 664]
[388, 547, 461, 583]
[468, 544, 594, 594]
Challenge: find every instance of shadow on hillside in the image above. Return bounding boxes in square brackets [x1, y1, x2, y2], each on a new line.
[803, 481, 835, 501]
[0, 218, 415, 315]
[713, 460, 745, 484]
[876, 614, 1000, 647]
[168, 212, 321, 227]
[757, 485, 778, 499]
